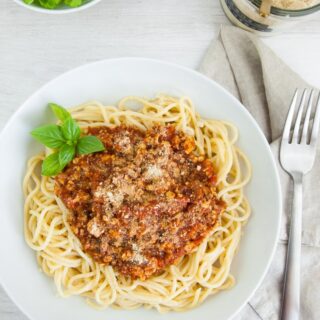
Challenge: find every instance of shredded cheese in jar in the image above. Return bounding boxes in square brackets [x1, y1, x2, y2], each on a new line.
[220, 0, 320, 35]
[272, 0, 319, 10]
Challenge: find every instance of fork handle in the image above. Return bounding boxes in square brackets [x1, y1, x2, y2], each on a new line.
[281, 174, 303, 320]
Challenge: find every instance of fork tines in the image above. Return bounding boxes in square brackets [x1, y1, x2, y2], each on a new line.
[282, 89, 320, 145]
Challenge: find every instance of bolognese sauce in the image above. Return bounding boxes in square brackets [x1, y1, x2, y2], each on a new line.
[55, 125, 225, 280]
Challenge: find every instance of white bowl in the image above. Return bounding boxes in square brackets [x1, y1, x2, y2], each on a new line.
[13, 0, 102, 14]
[0, 58, 281, 320]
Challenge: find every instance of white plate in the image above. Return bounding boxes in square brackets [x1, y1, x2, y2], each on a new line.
[13, 0, 102, 14]
[0, 58, 281, 320]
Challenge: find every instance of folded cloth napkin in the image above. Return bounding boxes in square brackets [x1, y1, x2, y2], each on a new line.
[199, 25, 320, 320]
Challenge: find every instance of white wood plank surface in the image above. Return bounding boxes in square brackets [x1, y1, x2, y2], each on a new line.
[0, 1, 320, 319]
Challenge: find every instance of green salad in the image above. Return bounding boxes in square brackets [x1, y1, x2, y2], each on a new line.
[23, 0, 85, 9]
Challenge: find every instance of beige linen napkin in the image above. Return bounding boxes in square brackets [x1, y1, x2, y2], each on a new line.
[199, 25, 320, 320]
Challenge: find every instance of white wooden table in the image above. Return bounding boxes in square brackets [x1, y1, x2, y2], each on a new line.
[0, 1, 319, 319]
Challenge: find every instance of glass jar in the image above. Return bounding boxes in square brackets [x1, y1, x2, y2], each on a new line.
[220, 0, 320, 35]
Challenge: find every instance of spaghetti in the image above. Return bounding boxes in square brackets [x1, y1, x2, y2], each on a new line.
[24, 95, 251, 312]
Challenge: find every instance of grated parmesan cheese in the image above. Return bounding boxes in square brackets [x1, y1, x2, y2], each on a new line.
[87, 218, 105, 237]
[131, 243, 148, 264]
[272, 0, 319, 9]
[145, 165, 163, 178]
[94, 187, 124, 208]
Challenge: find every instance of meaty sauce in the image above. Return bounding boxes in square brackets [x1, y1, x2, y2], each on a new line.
[55, 125, 225, 280]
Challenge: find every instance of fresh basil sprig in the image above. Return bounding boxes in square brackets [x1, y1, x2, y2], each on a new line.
[23, 0, 84, 9]
[31, 103, 105, 177]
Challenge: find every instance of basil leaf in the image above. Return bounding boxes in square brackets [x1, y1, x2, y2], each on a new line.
[59, 144, 75, 168]
[64, 0, 82, 7]
[31, 125, 65, 149]
[23, 0, 34, 4]
[41, 152, 63, 176]
[61, 118, 81, 142]
[77, 136, 105, 155]
[50, 103, 71, 123]
[39, 0, 62, 9]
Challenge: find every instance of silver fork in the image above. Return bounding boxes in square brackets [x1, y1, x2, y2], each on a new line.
[280, 89, 320, 320]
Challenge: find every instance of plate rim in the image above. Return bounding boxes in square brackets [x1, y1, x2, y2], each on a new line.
[0, 57, 282, 320]
[12, 0, 102, 14]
